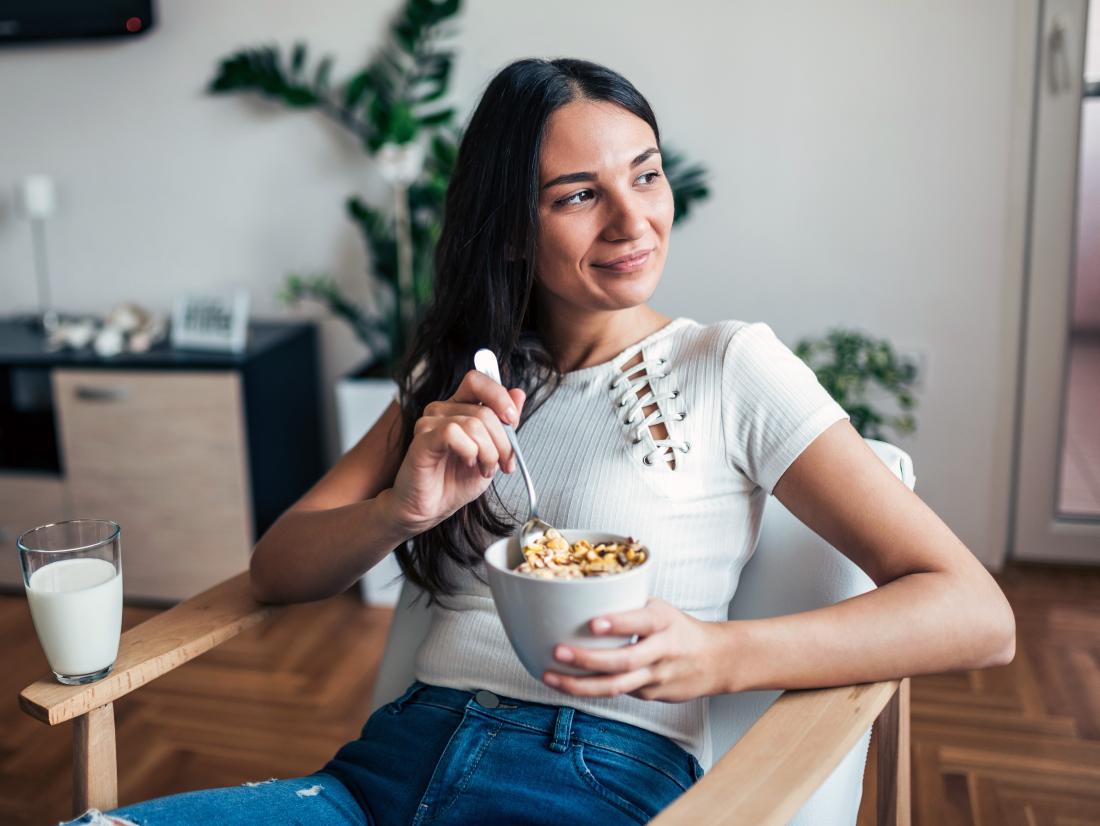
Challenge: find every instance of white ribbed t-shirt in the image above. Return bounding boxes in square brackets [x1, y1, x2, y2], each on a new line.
[413, 318, 849, 767]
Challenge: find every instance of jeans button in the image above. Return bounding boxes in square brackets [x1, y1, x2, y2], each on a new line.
[475, 690, 500, 709]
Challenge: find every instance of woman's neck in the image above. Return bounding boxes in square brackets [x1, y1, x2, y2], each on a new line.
[540, 305, 673, 373]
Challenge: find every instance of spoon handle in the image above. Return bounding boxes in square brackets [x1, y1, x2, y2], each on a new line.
[473, 349, 539, 518]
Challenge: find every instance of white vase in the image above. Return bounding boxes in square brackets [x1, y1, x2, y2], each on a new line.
[335, 375, 405, 606]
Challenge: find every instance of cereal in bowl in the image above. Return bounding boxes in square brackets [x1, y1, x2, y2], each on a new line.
[514, 529, 648, 579]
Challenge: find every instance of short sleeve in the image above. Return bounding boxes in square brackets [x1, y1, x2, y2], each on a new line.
[721, 322, 850, 493]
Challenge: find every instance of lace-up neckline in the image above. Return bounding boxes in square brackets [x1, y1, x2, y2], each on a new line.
[610, 356, 689, 467]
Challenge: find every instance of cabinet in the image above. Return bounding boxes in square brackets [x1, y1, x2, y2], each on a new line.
[0, 320, 323, 602]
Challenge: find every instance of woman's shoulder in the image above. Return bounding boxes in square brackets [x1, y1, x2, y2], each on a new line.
[667, 318, 783, 368]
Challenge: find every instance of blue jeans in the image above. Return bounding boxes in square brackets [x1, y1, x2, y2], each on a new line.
[64, 681, 704, 825]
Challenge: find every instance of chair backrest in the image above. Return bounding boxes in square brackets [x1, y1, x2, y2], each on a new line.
[710, 438, 915, 824]
[370, 438, 916, 825]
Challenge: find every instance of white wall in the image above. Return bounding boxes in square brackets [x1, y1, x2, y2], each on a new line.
[0, 0, 1029, 567]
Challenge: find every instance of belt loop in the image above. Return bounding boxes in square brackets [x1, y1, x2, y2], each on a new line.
[387, 681, 426, 714]
[548, 706, 574, 753]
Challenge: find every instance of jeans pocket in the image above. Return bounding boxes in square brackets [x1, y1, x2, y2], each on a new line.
[571, 742, 688, 824]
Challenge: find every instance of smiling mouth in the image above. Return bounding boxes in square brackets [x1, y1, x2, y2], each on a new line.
[593, 249, 653, 272]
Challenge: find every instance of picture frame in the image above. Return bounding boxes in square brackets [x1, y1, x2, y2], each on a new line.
[170, 290, 250, 353]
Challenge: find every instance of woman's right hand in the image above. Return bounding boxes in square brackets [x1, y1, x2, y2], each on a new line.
[384, 370, 526, 536]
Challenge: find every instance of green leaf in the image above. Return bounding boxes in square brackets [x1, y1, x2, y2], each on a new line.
[291, 42, 306, 75]
[417, 107, 454, 127]
[344, 70, 374, 109]
[390, 101, 420, 143]
[314, 56, 334, 92]
[284, 87, 319, 107]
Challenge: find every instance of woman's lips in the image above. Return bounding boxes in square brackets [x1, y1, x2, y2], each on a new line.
[592, 249, 653, 272]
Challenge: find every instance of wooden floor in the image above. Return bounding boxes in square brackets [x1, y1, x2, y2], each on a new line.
[1, 561, 1098, 826]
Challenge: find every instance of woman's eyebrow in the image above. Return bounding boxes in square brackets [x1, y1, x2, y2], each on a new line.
[540, 146, 661, 190]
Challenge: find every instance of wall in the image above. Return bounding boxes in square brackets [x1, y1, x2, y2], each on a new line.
[0, 0, 1029, 567]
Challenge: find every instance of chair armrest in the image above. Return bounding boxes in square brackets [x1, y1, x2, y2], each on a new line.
[19, 571, 282, 726]
[651, 679, 901, 826]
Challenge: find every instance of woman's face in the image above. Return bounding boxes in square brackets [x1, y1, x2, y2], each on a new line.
[534, 99, 674, 317]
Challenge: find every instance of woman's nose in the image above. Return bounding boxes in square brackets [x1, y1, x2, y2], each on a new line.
[601, 191, 648, 242]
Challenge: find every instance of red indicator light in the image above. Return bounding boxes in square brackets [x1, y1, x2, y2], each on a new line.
[125, 17, 143, 33]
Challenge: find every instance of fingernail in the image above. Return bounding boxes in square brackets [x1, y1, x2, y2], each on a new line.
[555, 646, 574, 662]
[544, 673, 560, 687]
[507, 407, 519, 425]
[592, 618, 611, 633]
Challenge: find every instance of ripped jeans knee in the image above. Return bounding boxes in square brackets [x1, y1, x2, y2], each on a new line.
[56, 774, 358, 825]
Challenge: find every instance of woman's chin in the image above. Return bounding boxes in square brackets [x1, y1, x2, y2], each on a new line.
[596, 276, 661, 308]
[594, 286, 661, 312]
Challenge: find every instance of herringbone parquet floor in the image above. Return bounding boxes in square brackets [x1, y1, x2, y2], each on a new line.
[1, 561, 1097, 826]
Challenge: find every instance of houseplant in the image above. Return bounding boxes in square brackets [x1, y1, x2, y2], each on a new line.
[795, 328, 920, 441]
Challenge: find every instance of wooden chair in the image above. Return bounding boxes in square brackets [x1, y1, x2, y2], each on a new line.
[21, 439, 913, 825]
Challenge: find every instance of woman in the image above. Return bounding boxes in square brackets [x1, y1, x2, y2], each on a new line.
[73, 57, 1015, 826]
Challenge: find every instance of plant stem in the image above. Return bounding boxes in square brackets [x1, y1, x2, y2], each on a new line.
[316, 95, 372, 143]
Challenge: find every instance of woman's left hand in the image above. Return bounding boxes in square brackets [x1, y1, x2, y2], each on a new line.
[542, 598, 733, 702]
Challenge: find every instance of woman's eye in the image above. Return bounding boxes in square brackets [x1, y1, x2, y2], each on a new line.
[637, 171, 662, 185]
[557, 189, 593, 207]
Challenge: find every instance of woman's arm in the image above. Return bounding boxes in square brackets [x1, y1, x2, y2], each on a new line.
[725, 419, 1015, 690]
[544, 420, 1016, 699]
[250, 373, 526, 605]
[249, 401, 413, 604]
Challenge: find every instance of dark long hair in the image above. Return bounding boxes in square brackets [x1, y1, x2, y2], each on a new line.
[394, 58, 661, 600]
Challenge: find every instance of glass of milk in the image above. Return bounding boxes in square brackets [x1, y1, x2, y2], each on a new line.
[17, 519, 123, 685]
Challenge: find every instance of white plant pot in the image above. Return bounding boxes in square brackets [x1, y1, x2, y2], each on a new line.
[336, 375, 405, 606]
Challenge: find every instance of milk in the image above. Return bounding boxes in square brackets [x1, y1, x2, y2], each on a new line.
[26, 557, 122, 677]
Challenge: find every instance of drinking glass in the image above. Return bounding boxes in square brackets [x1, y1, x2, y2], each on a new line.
[17, 519, 123, 685]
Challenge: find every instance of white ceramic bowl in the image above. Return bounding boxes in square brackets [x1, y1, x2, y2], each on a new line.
[484, 529, 657, 680]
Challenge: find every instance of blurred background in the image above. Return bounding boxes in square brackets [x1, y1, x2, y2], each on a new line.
[0, 2, 1098, 824]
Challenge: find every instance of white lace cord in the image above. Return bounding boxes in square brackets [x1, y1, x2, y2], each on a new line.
[609, 357, 690, 466]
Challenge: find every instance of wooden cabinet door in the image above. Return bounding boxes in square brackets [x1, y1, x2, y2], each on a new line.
[52, 370, 253, 601]
[0, 473, 67, 590]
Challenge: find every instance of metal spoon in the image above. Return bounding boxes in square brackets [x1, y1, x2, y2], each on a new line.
[473, 348, 556, 550]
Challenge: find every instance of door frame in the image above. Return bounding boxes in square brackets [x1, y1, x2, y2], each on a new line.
[1012, 0, 1100, 562]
